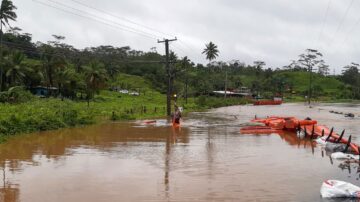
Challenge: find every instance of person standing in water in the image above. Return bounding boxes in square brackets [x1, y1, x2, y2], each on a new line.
[173, 105, 182, 124]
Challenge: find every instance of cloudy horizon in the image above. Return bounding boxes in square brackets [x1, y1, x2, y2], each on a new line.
[10, 0, 360, 74]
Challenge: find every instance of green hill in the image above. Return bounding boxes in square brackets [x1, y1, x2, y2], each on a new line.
[275, 71, 345, 95]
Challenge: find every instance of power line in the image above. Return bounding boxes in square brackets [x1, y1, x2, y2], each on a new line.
[33, 0, 157, 40]
[171, 44, 188, 56]
[68, 0, 175, 39]
[317, 0, 332, 47]
[35, 0, 203, 63]
[69, 0, 202, 61]
[330, 0, 355, 44]
[178, 39, 203, 61]
[50, 0, 199, 60]
[338, 16, 360, 49]
[44, 0, 160, 39]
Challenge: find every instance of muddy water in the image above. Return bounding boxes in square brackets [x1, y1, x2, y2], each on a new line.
[0, 103, 359, 202]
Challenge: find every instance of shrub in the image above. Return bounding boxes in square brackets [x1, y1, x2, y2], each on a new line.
[0, 87, 35, 103]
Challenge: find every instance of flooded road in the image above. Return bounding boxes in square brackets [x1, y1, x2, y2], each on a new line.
[0, 103, 359, 202]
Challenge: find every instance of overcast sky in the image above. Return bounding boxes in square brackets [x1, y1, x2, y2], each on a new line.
[10, 0, 360, 74]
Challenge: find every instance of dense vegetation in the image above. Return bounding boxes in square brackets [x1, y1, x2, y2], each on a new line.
[0, 0, 359, 140]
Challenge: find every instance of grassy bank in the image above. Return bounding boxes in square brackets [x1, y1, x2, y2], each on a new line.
[0, 77, 250, 143]
[0, 93, 249, 142]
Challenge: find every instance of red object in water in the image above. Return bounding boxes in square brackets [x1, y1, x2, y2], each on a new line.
[172, 122, 180, 128]
[253, 100, 282, 105]
[144, 120, 156, 124]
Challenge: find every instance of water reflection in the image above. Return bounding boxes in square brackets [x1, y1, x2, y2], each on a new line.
[0, 165, 20, 202]
[0, 122, 190, 201]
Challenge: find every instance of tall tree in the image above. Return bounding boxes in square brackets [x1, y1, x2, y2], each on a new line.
[202, 42, 219, 63]
[56, 65, 78, 99]
[342, 62, 360, 99]
[84, 61, 106, 105]
[181, 56, 191, 103]
[254, 60, 266, 76]
[318, 63, 330, 76]
[298, 49, 324, 104]
[6, 51, 28, 86]
[0, 0, 17, 91]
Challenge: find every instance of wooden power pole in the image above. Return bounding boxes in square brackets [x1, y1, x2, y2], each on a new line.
[308, 66, 313, 105]
[158, 38, 177, 116]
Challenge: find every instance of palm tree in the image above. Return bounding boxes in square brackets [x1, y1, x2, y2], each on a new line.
[56, 65, 78, 99]
[5, 51, 29, 86]
[84, 61, 106, 105]
[0, 0, 17, 91]
[181, 56, 191, 103]
[202, 42, 219, 63]
[40, 45, 66, 87]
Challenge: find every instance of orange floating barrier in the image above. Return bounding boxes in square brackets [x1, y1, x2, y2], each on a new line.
[244, 116, 359, 154]
[240, 126, 283, 134]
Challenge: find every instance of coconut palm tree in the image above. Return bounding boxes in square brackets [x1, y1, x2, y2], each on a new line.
[84, 61, 106, 105]
[56, 65, 78, 99]
[181, 56, 191, 103]
[202, 42, 219, 63]
[6, 51, 30, 86]
[0, 0, 17, 91]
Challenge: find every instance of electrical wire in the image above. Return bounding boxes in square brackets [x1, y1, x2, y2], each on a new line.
[330, 0, 355, 44]
[32, 0, 197, 62]
[68, 0, 175, 39]
[317, 0, 332, 47]
[33, 0, 158, 40]
[338, 16, 360, 49]
[67, 0, 201, 61]
[46, 0, 161, 39]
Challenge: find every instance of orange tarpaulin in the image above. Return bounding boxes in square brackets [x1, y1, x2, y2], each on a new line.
[241, 116, 359, 154]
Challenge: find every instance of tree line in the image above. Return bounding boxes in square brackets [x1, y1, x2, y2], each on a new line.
[0, 0, 359, 103]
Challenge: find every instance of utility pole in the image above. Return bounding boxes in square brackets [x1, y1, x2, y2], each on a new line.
[158, 38, 177, 116]
[308, 66, 313, 105]
[224, 64, 228, 98]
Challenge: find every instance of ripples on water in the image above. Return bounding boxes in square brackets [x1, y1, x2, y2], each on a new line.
[0, 103, 359, 201]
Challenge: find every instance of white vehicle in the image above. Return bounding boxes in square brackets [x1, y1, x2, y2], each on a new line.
[119, 90, 129, 94]
[129, 92, 139, 96]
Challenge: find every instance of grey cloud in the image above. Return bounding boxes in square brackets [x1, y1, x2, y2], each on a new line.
[11, 0, 360, 73]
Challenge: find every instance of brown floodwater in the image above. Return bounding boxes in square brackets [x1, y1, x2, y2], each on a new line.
[0, 103, 360, 202]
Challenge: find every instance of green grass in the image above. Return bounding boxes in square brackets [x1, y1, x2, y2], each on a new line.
[0, 74, 251, 142]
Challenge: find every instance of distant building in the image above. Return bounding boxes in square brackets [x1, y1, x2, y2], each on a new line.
[211, 87, 251, 97]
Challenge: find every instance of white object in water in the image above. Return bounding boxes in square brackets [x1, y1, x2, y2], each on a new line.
[321, 180, 360, 198]
[325, 143, 347, 153]
[331, 152, 357, 160]
[314, 137, 327, 146]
